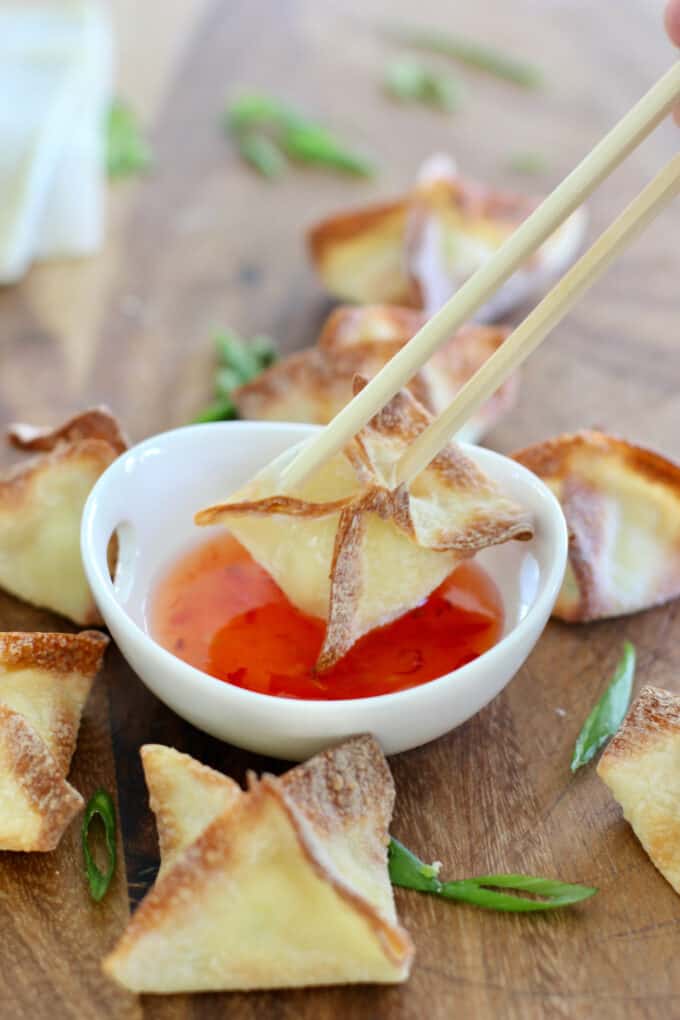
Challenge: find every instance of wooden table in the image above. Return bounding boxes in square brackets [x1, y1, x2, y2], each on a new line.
[1, 2, 678, 1017]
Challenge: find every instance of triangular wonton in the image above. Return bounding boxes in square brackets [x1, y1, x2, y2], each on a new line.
[0, 629, 108, 851]
[198, 381, 532, 670]
[598, 686, 680, 895]
[307, 155, 585, 319]
[0, 407, 125, 624]
[513, 430, 680, 622]
[104, 735, 413, 993]
[234, 304, 518, 444]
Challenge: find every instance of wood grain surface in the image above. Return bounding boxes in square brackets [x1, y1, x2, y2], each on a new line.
[0, 1, 678, 1018]
[0, 595, 139, 1020]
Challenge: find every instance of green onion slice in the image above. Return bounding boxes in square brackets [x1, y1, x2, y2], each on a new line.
[571, 641, 636, 772]
[389, 838, 597, 912]
[82, 789, 117, 902]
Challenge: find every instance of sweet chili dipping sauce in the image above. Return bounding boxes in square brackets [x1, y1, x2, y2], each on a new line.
[150, 534, 504, 700]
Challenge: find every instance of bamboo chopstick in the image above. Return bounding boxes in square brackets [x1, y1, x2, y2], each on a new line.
[280, 61, 680, 491]
[395, 154, 680, 485]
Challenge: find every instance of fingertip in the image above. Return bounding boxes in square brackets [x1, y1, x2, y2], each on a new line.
[665, 0, 680, 46]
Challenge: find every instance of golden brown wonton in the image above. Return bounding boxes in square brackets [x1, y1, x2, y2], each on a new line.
[307, 155, 586, 319]
[234, 304, 518, 444]
[0, 629, 108, 851]
[513, 430, 680, 623]
[598, 686, 680, 896]
[104, 735, 414, 993]
[198, 381, 533, 670]
[0, 407, 126, 624]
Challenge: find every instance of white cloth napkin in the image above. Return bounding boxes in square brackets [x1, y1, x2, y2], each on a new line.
[0, 0, 113, 283]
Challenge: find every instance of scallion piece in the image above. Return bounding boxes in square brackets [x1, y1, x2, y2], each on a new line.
[389, 838, 597, 912]
[385, 25, 543, 89]
[82, 789, 117, 902]
[225, 93, 375, 178]
[106, 99, 152, 178]
[571, 641, 636, 772]
[192, 328, 277, 423]
[385, 58, 463, 111]
[236, 132, 287, 179]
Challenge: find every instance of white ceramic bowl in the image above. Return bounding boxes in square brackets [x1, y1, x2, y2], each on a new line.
[81, 422, 567, 760]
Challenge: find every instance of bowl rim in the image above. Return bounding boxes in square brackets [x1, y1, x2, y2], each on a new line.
[81, 421, 568, 714]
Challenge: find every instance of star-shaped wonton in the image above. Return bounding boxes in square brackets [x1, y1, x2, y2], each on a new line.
[197, 381, 533, 671]
[234, 304, 519, 445]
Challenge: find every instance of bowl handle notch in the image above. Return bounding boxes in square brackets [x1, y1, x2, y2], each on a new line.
[81, 475, 145, 611]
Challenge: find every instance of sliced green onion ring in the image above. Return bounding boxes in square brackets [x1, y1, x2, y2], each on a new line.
[82, 789, 117, 902]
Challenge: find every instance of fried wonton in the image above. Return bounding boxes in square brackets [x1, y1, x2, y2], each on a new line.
[0, 629, 108, 851]
[513, 431, 680, 623]
[7, 406, 128, 455]
[0, 407, 126, 624]
[308, 154, 586, 319]
[598, 686, 680, 895]
[141, 744, 242, 878]
[197, 381, 533, 670]
[104, 735, 414, 993]
[234, 304, 518, 445]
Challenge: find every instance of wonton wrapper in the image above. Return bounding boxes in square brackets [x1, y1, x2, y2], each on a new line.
[0, 407, 126, 624]
[104, 735, 414, 993]
[513, 430, 680, 623]
[198, 381, 533, 670]
[308, 154, 586, 319]
[0, 629, 108, 851]
[598, 686, 680, 895]
[141, 744, 242, 878]
[235, 304, 518, 445]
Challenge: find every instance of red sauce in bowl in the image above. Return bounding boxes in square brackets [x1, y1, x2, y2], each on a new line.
[150, 534, 504, 701]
